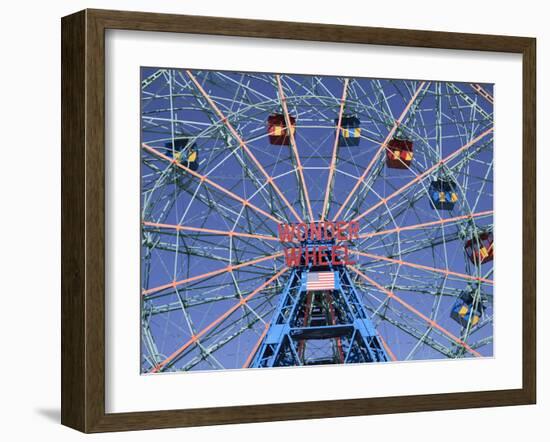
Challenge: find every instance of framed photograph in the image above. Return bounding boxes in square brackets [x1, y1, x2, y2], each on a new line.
[61, 9, 536, 433]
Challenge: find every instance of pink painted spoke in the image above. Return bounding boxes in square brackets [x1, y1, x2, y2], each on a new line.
[242, 323, 270, 368]
[349, 266, 482, 358]
[322, 78, 349, 221]
[359, 210, 494, 239]
[352, 127, 494, 223]
[352, 250, 493, 285]
[276, 75, 314, 221]
[142, 252, 284, 297]
[378, 334, 397, 361]
[142, 221, 278, 242]
[149, 267, 289, 373]
[186, 70, 303, 223]
[333, 81, 427, 221]
[142, 143, 281, 224]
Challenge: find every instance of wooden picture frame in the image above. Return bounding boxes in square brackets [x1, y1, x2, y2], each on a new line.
[61, 8, 536, 433]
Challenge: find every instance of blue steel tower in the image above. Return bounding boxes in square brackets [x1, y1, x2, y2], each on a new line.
[250, 232, 389, 367]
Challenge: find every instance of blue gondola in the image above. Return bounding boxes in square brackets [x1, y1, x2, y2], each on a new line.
[335, 115, 361, 147]
[166, 138, 199, 171]
[450, 290, 484, 328]
[429, 179, 458, 210]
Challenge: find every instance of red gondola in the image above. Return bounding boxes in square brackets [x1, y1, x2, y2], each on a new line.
[267, 113, 296, 145]
[465, 232, 494, 265]
[386, 138, 414, 169]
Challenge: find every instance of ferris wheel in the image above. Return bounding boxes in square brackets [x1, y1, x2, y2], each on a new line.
[140, 68, 494, 373]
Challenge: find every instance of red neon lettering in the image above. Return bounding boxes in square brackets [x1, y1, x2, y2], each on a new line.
[335, 221, 347, 241]
[296, 223, 308, 241]
[349, 221, 359, 240]
[318, 246, 329, 266]
[277, 223, 295, 242]
[284, 247, 301, 266]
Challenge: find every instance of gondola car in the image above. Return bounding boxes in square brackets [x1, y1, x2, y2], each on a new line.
[167, 138, 199, 171]
[429, 179, 458, 210]
[335, 115, 361, 147]
[386, 137, 414, 169]
[267, 113, 296, 145]
[465, 231, 494, 265]
[451, 290, 484, 328]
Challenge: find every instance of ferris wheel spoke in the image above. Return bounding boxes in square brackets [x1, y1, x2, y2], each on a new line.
[354, 266, 492, 358]
[351, 127, 494, 224]
[214, 72, 273, 102]
[174, 76, 296, 226]
[469, 161, 494, 213]
[179, 291, 278, 371]
[142, 221, 278, 242]
[358, 164, 439, 243]
[149, 289, 280, 320]
[357, 278, 477, 301]
[367, 307, 455, 358]
[161, 290, 277, 372]
[144, 234, 277, 272]
[349, 84, 493, 237]
[355, 274, 469, 358]
[447, 83, 493, 122]
[333, 81, 428, 221]
[362, 231, 461, 264]
[185, 70, 304, 223]
[149, 267, 289, 373]
[355, 193, 436, 251]
[353, 157, 492, 250]
[142, 143, 285, 225]
[183, 315, 271, 371]
[322, 78, 349, 221]
[359, 210, 493, 240]
[356, 79, 395, 122]
[156, 229, 278, 261]
[153, 173, 281, 244]
[470, 83, 494, 105]
[351, 80, 397, 121]
[377, 334, 397, 361]
[353, 251, 493, 285]
[242, 323, 271, 368]
[357, 188, 470, 250]
[349, 266, 481, 357]
[148, 274, 281, 309]
[275, 74, 314, 221]
[142, 251, 284, 297]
